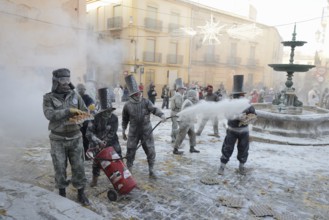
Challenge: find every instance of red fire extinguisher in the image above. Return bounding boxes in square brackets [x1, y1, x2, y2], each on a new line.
[89, 147, 137, 201]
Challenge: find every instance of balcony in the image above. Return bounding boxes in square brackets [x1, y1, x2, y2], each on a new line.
[143, 51, 162, 63]
[167, 54, 183, 64]
[144, 17, 162, 32]
[227, 57, 241, 66]
[168, 23, 181, 33]
[247, 58, 259, 67]
[203, 54, 220, 65]
[107, 16, 122, 30]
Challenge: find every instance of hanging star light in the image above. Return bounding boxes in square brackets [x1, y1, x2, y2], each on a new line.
[227, 23, 263, 40]
[197, 14, 226, 45]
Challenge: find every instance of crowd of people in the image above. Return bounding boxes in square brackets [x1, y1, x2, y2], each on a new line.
[42, 68, 261, 206]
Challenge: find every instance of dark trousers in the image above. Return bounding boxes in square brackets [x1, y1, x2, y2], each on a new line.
[162, 97, 169, 109]
[220, 129, 249, 164]
[80, 121, 89, 157]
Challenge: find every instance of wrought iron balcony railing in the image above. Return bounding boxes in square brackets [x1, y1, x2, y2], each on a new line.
[107, 16, 122, 30]
[143, 51, 162, 63]
[167, 54, 183, 64]
[144, 17, 162, 32]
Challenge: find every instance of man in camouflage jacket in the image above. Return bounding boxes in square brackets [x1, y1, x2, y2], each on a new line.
[43, 68, 90, 206]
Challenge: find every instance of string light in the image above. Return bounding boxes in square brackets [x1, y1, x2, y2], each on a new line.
[227, 23, 263, 40]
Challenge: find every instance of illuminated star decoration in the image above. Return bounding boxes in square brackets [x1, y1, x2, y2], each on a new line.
[227, 23, 262, 40]
[197, 14, 226, 45]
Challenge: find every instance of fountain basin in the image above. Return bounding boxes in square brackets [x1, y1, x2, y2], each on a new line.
[251, 103, 329, 145]
[282, 41, 306, 47]
[268, 64, 315, 72]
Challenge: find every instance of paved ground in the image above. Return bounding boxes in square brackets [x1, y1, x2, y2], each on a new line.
[0, 179, 104, 220]
[1, 104, 329, 219]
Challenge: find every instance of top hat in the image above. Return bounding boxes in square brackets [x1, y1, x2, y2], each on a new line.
[98, 88, 116, 112]
[232, 75, 246, 95]
[125, 75, 140, 96]
[175, 78, 186, 90]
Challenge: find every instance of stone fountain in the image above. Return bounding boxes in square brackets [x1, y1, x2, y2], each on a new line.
[251, 26, 329, 145]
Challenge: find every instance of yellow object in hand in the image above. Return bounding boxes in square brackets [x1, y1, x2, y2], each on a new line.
[88, 104, 96, 111]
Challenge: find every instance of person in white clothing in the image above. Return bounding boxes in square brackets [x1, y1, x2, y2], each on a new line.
[113, 84, 123, 107]
[308, 88, 320, 106]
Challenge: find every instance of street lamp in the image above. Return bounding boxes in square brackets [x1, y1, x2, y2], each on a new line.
[130, 39, 141, 83]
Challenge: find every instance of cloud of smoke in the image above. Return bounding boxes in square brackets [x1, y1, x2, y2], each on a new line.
[177, 98, 251, 121]
[0, 1, 124, 142]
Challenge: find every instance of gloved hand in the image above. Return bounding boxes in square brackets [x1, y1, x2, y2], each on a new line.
[238, 113, 247, 121]
[160, 115, 167, 123]
[88, 104, 96, 112]
[69, 108, 84, 115]
[122, 130, 127, 141]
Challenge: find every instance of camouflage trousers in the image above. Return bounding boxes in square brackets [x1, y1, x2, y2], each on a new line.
[50, 137, 87, 189]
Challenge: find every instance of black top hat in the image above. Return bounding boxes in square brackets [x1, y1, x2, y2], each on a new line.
[232, 75, 246, 95]
[125, 75, 140, 96]
[175, 78, 186, 90]
[98, 88, 116, 112]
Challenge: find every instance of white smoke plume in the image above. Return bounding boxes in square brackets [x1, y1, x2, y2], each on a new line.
[177, 98, 251, 121]
[0, 1, 124, 142]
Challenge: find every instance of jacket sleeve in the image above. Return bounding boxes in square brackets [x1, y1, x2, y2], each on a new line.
[145, 99, 164, 118]
[122, 104, 129, 130]
[86, 121, 99, 145]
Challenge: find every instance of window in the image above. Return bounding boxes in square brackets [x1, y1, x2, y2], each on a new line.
[169, 42, 177, 55]
[170, 12, 179, 24]
[168, 42, 178, 63]
[113, 5, 122, 17]
[146, 39, 156, 62]
[147, 6, 157, 19]
[230, 42, 237, 57]
[249, 45, 255, 59]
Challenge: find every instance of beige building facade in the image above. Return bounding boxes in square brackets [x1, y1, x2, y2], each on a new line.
[86, 0, 283, 96]
[1, 0, 283, 97]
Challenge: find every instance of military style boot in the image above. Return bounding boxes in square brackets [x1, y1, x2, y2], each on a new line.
[190, 146, 200, 153]
[126, 161, 133, 173]
[148, 163, 157, 179]
[239, 163, 247, 175]
[218, 163, 226, 175]
[90, 176, 98, 187]
[59, 188, 66, 197]
[173, 148, 183, 155]
[77, 188, 90, 206]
